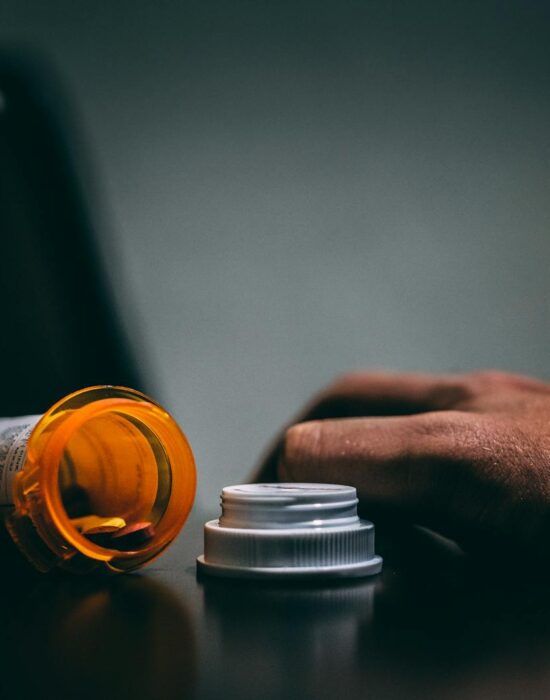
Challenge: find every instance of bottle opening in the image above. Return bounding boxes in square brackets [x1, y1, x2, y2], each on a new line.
[59, 411, 173, 553]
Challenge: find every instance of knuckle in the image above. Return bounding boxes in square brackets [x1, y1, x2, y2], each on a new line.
[407, 411, 487, 461]
[409, 410, 471, 436]
[441, 371, 524, 407]
[468, 370, 521, 389]
[404, 412, 490, 509]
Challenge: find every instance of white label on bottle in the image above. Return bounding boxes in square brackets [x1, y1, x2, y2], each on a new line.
[0, 415, 41, 505]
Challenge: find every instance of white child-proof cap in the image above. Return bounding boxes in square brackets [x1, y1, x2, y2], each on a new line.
[197, 483, 383, 580]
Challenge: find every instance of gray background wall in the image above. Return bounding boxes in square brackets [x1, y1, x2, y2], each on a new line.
[1, 1, 549, 507]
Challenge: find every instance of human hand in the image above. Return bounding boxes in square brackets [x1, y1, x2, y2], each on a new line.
[253, 371, 550, 557]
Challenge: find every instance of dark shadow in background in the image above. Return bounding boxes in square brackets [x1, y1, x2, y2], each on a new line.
[0, 51, 196, 700]
[0, 49, 141, 416]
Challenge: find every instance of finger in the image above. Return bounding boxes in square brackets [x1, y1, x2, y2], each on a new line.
[307, 371, 474, 419]
[252, 372, 472, 482]
[278, 412, 477, 540]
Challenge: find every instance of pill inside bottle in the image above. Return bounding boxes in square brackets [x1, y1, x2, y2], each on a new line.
[0, 386, 196, 573]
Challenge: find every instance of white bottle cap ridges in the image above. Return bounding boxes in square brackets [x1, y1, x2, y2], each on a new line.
[197, 483, 383, 580]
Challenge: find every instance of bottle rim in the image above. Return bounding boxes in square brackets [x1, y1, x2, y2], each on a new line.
[25, 385, 196, 570]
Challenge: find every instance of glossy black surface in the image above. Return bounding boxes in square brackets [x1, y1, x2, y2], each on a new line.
[1, 511, 550, 700]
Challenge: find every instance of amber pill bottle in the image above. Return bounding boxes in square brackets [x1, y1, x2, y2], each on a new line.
[0, 386, 196, 573]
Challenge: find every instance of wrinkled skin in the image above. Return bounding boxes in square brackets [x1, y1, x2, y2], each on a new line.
[253, 371, 550, 558]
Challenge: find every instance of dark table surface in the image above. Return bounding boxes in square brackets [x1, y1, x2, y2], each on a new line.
[1, 509, 549, 700]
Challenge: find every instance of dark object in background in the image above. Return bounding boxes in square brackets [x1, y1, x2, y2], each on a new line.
[0, 49, 141, 415]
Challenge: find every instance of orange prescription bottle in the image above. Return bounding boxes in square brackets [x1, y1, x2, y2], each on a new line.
[0, 386, 196, 573]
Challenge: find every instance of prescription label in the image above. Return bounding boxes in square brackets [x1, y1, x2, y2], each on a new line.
[0, 416, 41, 505]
